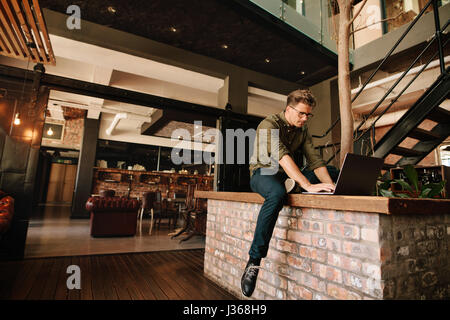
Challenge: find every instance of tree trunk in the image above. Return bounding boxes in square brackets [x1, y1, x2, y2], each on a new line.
[337, 0, 354, 165]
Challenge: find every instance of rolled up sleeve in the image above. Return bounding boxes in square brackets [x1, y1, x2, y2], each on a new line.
[302, 131, 326, 170]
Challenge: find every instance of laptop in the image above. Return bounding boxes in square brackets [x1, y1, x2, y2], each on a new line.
[302, 153, 384, 195]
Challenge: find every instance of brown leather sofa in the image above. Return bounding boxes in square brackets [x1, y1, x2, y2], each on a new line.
[86, 196, 140, 237]
[0, 190, 14, 235]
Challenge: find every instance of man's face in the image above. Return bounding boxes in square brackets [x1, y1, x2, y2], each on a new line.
[286, 102, 313, 127]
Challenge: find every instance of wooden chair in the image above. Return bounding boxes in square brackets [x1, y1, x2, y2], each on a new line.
[138, 191, 155, 235]
[171, 184, 207, 242]
[153, 191, 177, 231]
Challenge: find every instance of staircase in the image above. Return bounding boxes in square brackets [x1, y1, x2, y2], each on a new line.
[316, 0, 449, 171]
[373, 68, 450, 169]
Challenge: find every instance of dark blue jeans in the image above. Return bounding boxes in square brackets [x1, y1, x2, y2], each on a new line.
[248, 165, 339, 259]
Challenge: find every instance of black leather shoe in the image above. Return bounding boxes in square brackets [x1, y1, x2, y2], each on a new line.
[241, 261, 260, 297]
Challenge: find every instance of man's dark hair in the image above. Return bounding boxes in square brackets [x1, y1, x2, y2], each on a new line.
[286, 89, 316, 108]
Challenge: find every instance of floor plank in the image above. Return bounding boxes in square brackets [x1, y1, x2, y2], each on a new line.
[170, 250, 235, 300]
[0, 249, 237, 300]
[79, 255, 93, 300]
[54, 256, 72, 300]
[120, 254, 162, 300]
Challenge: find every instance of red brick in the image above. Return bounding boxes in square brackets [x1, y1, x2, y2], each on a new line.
[327, 283, 362, 300]
[287, 255, 311, 272]
[326, 222, 360, 240]
[311, 262, 343, 283]
[288, 282, 313, 300]
[288, 217, 298, 229]
[300, 208, 323, 220]
[362, 262, 381, 280]
[322, 210, 344, 221]
[266, 249, 288, 264]
[243, 231, 254, 241]
[343, 241, 380, 259]
[298, 219, 324, 234]
[230, 227, 242, 238]
[298, 245, 327, 263]
[343, 211, 379, 227]
[276, 239, 298, 254]
[342, 272, 382, 297]
[276, 216, 289, 228]
[361, 227, 379, 243]
[287, 230, 312, 245]
[311, 234, 342, 252]
[328, 252, 362, 273]
[258, 280, 277, 297]
[273, 227, 287, 239]
[206, 230, 215, 238]
[300, 272, 324, 292]
[380, 246, 392, 263]
[262, 272, 288, 290]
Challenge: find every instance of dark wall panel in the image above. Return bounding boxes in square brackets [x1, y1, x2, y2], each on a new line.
[0, 77, 48, 260]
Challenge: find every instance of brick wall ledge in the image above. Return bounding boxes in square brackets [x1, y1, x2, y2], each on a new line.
[194, 191, 450, 215]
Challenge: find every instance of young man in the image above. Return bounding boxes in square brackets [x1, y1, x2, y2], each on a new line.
[241, 89, 339, 297]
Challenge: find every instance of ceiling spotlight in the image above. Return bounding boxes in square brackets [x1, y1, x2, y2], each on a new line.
[107, 6, 117, 14]
[265, 58, 271, 63]
[13, 113, 21, 125]
[170, 26, 177, 32]
[221, 44, 229, 49]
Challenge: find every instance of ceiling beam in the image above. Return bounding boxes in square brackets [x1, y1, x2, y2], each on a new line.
[87, 66, 113, 119]
[0, 63, 264, 123]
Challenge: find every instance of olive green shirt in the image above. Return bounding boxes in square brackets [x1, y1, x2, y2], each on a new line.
[249, 111, 326, 176]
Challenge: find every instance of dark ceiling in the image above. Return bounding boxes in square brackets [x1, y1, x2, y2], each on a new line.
[39, 0, 338, 86]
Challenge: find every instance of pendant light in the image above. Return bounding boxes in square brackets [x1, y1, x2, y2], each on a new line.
[13, 113, 21, 125]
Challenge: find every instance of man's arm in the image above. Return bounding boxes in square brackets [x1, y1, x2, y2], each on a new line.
[313, 166, 334, 185]
[279, 155, 334, 192]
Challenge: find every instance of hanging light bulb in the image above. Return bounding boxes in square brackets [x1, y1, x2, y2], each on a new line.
[47, 127, 54, 136]
[14, 113, 21, 125]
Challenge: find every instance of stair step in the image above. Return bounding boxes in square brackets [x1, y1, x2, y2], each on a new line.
[391, 147, 425, 157]
[426, 107, 450, 123]
[408, 128, 441, 141]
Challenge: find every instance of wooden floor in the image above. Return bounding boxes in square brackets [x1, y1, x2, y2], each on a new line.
[0, 249, 237, 300]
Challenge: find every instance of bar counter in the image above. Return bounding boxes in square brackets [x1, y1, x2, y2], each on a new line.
[91, 167, 214, 198]
[195, 191, 450, 300]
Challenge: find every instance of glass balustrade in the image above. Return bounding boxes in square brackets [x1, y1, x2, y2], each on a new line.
[248, 0, 449, 53]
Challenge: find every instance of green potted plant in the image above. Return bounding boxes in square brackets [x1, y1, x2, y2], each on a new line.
[376, 165, 446, 199]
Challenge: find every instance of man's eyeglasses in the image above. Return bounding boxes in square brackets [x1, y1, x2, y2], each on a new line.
[289, 106, 314, 119]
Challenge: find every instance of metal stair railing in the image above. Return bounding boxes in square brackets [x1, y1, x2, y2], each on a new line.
[312, 0, 448, 164]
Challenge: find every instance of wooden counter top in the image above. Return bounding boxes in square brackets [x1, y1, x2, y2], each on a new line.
[194, 191, 450, 215]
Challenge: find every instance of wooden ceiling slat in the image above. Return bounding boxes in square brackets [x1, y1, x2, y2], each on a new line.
[32, 0, 54, 65]
[0, 6, 25, 57]
[10, 0, 40, 62]
[1, 0, 32, 59]
[21, 0, 48, 63]
[0, 20, 15, 54]
[0, 30, 12, 55]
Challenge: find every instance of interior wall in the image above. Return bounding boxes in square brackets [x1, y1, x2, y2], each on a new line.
[42, 117, 85, 150]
